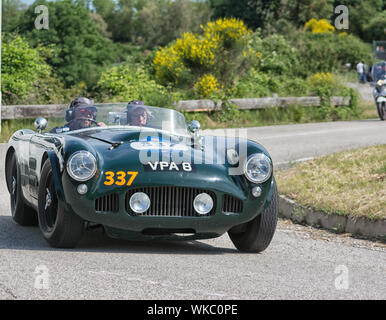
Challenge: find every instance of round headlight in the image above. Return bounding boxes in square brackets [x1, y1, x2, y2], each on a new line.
[244, 153, 272, 184]
[67, 151, 97, 182]
[227, 149, 239, 165]
[193, 193, 214, 215]
[129, 192, 151, 214]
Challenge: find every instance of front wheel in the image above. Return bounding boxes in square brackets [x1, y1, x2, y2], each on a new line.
[38, 159, 84, 248]
[228, 184, 278, 253]
[376, 102, 386, 121]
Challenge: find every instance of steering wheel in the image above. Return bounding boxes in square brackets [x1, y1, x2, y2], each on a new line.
[65, 117, 100, 129]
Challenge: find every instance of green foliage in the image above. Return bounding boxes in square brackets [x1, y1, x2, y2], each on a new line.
[1, 35, 85, 105]
[363, 11, 386, 41]
[293, 32, 374, 77]
[154, 18, 252, 96]
[96, 63, 172, 107]
[249, 33, 300, 76]
[93, 0, 212, 47]
[1, 35, 46, 101]
[338, 0, 384, 40]
[1, 0, 28, 32]
[210, 0, 281, 31]
[233, 69, 278, 98]
[18, 0, 117, 88]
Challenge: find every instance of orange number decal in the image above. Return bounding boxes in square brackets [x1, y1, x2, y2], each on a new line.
[115, 171, 126, 186]
[126, 171, 138, 186]
[104, 171, 115, 186]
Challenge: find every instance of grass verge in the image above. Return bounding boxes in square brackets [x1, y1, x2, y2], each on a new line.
[275, 145, 386, 220]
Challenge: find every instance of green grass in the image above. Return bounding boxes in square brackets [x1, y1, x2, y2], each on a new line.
[0, 118, 66, 143]
[276, 145, 386, 220]
[183, 101, 374, 130]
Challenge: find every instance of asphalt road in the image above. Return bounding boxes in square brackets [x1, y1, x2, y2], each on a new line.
[0, 119, 385, 300]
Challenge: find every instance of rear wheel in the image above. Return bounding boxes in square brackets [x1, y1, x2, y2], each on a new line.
[376, 102, 386, 121]
[228, 184, 278, 253]
[38, 159, 84, 248]
[7, 153, 38, 226]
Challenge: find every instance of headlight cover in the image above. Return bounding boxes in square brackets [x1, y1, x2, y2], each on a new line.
[67, 151, 97, 182]
[244, 153, 272, 184]
[193, 193, 214, 215]
[129, 192, 151, 214]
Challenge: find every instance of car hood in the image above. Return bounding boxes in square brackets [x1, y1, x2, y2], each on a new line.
[63, 129, 270, 198]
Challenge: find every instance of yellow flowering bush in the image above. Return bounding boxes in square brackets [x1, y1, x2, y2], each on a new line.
[202, 18, 251, 47]
[309, 72, 334, 86]
[194, 74, 220, 97]
[153, 18, 253, 91]
[304, 19, 335, 34]
[153, 46, 188, 84]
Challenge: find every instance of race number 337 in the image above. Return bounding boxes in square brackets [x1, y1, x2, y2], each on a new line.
[104, 171, 138, 186]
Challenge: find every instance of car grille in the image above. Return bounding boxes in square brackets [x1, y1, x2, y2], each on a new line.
[125, 186, 216, 216]
[95, 193, 119, 212]
[222, 194, 243, 214]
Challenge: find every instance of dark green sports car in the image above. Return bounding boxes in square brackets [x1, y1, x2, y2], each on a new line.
[5, 104, 278, 252]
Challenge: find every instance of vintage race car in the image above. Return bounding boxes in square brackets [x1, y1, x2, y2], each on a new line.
[5, 104, 278, 252]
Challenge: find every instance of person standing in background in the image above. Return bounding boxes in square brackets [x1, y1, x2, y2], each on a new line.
[357, 61, 364, 83]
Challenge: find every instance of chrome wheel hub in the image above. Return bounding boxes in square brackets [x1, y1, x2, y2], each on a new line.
[45, 188, 52, 211]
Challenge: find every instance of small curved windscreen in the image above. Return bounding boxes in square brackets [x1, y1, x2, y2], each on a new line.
[60, 103, 189, 136]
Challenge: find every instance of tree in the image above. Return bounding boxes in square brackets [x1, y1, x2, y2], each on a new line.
[1, 35, 67, 104]
[363, 11, 386, 42]
[209, 0, 281, 30]
[332, 0, 383, 41]
[1, 0, 28, 32]
[18, 0, 116, 88]
[138, 0, 212, 48]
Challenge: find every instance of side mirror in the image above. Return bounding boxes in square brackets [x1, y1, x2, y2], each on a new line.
[188, 120, 201, 134]
[34, 117, 48, 133]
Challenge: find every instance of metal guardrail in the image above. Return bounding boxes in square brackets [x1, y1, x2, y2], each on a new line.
[1, 96, 351, 119]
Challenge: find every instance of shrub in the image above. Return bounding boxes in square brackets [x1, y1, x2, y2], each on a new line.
[194, 74, 221, 98]
[153, 18, 253, 92]
[1, 35, 69, 104]
[96, 64, 171, 106]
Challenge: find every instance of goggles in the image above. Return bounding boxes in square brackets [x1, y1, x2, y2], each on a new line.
[75, 107, 96, 118]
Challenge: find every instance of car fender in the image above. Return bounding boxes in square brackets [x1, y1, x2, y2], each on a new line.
[45, 150, 66, 203]
[263, 176, 277, 210]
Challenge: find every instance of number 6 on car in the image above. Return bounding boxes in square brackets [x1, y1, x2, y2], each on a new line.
[104, 171, 138, 186]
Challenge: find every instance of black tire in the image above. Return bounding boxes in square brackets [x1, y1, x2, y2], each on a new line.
[7, 153, 38, 226]
[38, 159, 84, 248]
[228, 184, 278, 253]
[376, 102, 386, 121]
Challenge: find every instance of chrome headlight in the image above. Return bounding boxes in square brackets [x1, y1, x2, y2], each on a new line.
[243, 153, 272, 184]
[129, 192, 151, 214]
[193, 193, 214, 215]
[227, 149, 239, 165]
[67, 151, 97, 182]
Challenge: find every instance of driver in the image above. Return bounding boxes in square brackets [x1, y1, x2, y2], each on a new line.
[51, 97, 106, 133]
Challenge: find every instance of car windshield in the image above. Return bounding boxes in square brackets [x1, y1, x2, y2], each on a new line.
[372, 62, 386, 81]
[62, 103, 189, 136]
